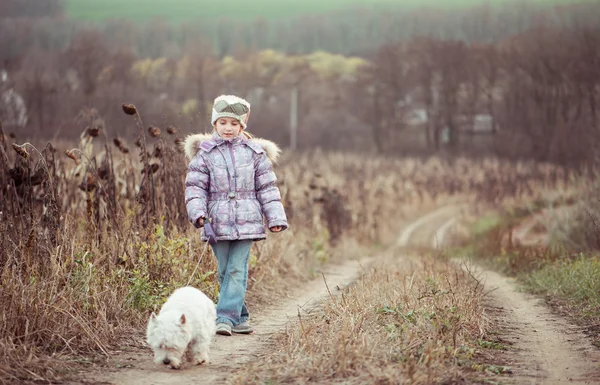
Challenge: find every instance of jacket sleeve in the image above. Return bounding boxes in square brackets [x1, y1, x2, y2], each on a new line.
[185, 152, 210, 228]
[254, 153, 288, 231]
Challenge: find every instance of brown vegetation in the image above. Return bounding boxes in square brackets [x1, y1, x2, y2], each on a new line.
[1, 1, 599, 383]
[0, 103, 576, 382]
[233, 257, 493, 384]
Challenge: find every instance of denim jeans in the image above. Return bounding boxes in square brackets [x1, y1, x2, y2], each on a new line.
[211, 240, 252, 327]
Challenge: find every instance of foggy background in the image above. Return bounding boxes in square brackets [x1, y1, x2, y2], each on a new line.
[1, 0, 599, 166]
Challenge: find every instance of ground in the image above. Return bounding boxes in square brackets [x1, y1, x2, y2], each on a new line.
[72, 204, 600, 385]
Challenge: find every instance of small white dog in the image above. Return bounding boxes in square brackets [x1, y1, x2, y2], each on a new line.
[146, 286, 216, 369]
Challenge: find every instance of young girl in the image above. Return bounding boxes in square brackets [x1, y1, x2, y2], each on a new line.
[183, 94, 288, 336]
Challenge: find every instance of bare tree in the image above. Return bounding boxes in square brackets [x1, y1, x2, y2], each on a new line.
[62, 30, 110, 98]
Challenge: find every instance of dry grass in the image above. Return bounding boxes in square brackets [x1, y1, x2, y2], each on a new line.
[232, 254, 506, 384]
[449, 165, 599, 275]
[449, 171, 600, 347]
[0, 109, 579, 383]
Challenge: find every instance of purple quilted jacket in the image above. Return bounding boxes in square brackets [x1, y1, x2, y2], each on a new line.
[184, 132, 288, 241]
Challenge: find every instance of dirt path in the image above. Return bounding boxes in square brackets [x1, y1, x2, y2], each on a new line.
[411, 206, 600, 385]
[76, 204, 452, 385]
[396, 204, 467, 248]
[79, 257, 373, 385]
[470, 268, 600, 384]
[78, 204, 600, 385]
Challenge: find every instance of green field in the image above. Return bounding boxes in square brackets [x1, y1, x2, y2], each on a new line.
[65, 0, 575, 24]
[65, 0, 393, 23]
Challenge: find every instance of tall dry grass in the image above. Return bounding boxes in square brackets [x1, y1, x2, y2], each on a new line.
[0, 108, 578, 383]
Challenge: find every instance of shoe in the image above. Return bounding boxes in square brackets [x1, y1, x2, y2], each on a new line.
[232, 321, 253, 334]
[216, 323, 232, 336]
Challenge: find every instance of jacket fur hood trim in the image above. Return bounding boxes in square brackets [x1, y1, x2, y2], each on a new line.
[183, 133, 281, 163]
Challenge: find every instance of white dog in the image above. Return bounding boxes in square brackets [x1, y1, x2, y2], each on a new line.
[146, 286, 216, 369]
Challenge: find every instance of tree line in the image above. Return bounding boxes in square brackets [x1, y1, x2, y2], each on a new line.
[0, 1, 599, 166]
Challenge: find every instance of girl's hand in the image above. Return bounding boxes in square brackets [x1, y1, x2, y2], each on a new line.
[270, 226, 283, 233]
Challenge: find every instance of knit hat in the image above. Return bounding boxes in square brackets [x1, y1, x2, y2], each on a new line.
[211, 94, 251, 129]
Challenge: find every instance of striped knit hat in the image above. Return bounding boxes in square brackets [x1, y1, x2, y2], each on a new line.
[211, 94, 251, 129]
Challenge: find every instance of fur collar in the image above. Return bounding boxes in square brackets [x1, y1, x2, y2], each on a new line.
[182, 133, 282, 163]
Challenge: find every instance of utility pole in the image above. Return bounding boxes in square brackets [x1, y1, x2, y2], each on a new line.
[290, 86, 298, 151]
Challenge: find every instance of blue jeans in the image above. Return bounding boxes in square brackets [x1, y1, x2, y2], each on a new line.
[211, 240, 252, 326]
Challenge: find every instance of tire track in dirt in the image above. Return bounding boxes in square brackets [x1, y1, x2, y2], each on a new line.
[396, 204, 467, 249]
[79, 257, 374, 385]
[408, 206, 600, 385]
[396, 205, 464, 248]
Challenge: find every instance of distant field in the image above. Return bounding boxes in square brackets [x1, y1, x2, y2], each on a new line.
[65, 0, 394, 23]
[65, 0, 576, 23]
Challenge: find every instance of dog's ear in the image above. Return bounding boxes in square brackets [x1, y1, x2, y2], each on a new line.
[180, 314, 187, 325]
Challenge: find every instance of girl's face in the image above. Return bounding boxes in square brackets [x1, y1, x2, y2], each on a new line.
[215, 117, 242, 140]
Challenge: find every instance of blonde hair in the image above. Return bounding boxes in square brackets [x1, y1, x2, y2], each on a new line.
[241, 130, 254, 139]
[212, 126, 254, 140]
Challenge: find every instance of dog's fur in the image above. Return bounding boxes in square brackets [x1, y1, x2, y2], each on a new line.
[146, 286, 216, 369]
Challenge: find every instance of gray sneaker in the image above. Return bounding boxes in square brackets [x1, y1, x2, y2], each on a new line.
[216, 323, 232, 336]
[232, 321, 253, 334]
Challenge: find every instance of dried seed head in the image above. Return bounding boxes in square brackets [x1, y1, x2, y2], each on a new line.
[153, 142, 162, 157]
[98, 164, 109, 180]
[65, 149, 81, 165]
[141, 163, 160, 175]
[122, 104, 137, 115]
[12, 143, 29, 159]
[174, 137, 184, 152]
[113, 137, 131, 154]
[166, 125, 178, 135]
[148, 126, 161, 138]
[135, 136, 142, 148]
[87, 127, 101, 137]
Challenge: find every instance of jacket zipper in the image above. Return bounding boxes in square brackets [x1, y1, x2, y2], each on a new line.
[227, 141, 239, 237]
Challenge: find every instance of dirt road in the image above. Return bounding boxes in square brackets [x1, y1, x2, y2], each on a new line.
[404, 205, 600, 385]
[79, 204, 600, 385]
[79, 256, 374, 385]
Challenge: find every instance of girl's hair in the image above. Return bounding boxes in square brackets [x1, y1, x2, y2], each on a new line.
[241, 130, 254, 139]
[212, 126, 254, 140]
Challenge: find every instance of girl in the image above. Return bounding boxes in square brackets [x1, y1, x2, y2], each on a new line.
[183, 94, 288, 336]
